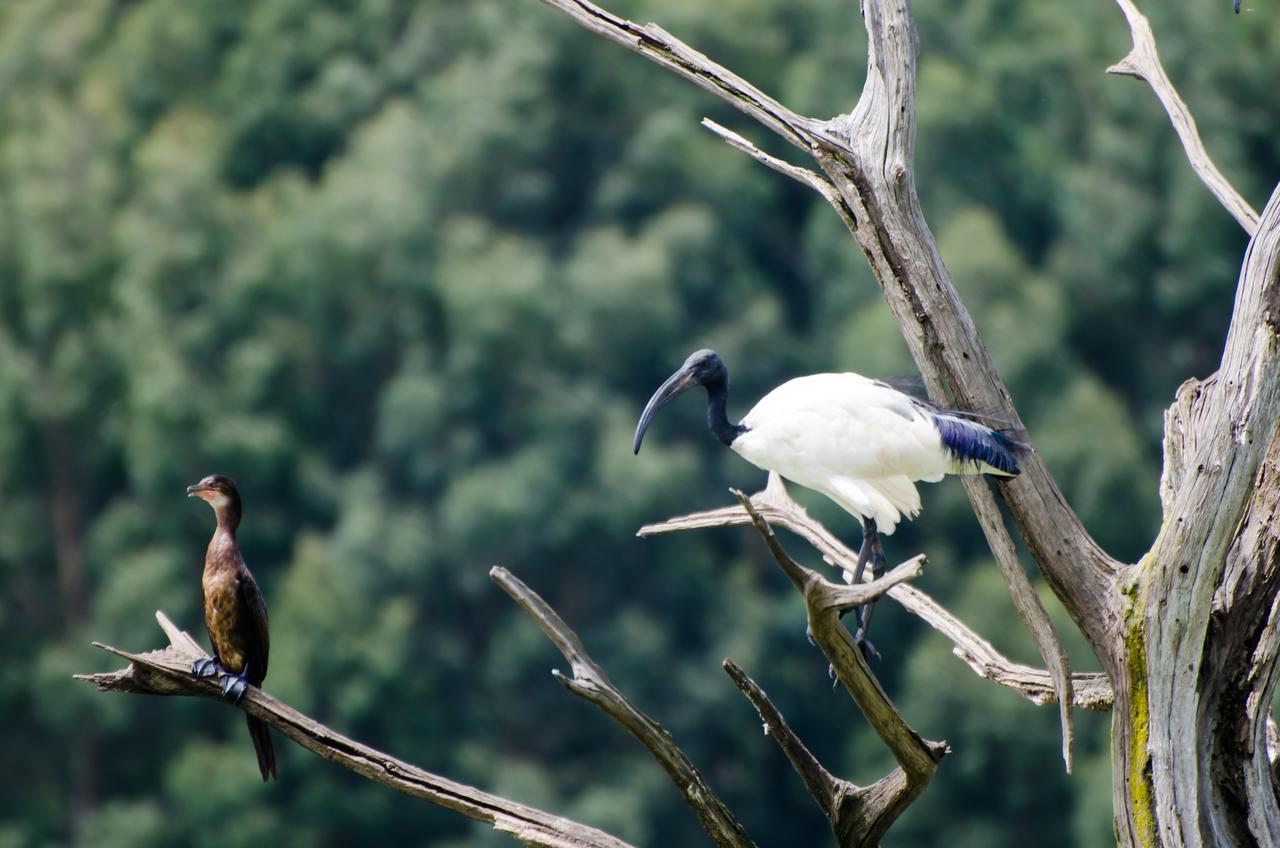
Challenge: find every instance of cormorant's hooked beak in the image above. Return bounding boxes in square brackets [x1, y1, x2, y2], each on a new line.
[633, 365, 701, 454]
[186, 483, 209, 500]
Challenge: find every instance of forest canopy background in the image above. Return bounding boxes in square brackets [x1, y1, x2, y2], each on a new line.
[1, 1, 1277, 845]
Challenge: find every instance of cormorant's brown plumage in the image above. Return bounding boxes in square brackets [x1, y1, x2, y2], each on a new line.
[187, 474, 276, 782]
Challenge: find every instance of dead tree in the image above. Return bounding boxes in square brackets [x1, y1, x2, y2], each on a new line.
[519, 0, 1280, 843]
[81, 0, 1280, 845]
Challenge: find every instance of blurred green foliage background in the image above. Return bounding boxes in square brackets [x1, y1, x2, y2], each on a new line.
[1, 0, 1276, 845]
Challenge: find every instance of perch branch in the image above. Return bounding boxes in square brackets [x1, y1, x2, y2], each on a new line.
[490, 567, 755, 848]
[723, 660, 890, 847]
[1107, 0, 1259, 234]
[731, 490, 947, 847]
[639, 474, 1113, 711]
[76, 612, 634, 848]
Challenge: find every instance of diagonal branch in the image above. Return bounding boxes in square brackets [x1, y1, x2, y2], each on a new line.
[722, 660, 845, 816]
[490, 567, 756, 848]
[730, 491, 947, 847]
[817, 0, 1123, 655]
[639, 475, 1114, 711]
[722, 660, 888, 847]
[532, 0, 832, 153]
[700, 119, 858, 233]
[1107, 0, 1259, 234]
[77, 612, 635, 848]
[960, 476, 1076, 772]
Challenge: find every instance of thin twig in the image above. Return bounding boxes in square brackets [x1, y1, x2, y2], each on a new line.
[700, 119, 858, 227]
[533, 0, 835, 154]
[491, 567, 756, 848]
[1107, 0, 1258, 234]
[77, 614, 635, 848]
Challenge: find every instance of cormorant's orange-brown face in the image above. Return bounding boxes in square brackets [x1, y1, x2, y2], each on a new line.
[186, 474, 238, 509]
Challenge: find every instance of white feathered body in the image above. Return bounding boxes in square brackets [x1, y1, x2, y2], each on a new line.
[731, 373, 1012, 535]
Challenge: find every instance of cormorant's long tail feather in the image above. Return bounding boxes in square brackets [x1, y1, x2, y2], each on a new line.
[246, 714, 277, 781]
[931, 412, 1024, 476]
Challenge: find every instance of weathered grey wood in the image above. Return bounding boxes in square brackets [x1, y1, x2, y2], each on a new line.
[723, 660, 895, 847]
[490, 567, 756, 848]
[728, 491, 947, 847]
[959, 476, 1076, 772]
[1130, 180, 1280, 846]
[640, 475, 1114, 711]
[1107, 0, 1259, 235]
[76, 614, 635, 848]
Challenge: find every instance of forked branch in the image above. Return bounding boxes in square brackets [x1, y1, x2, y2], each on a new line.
[76, 612, 635, 848]
[730, 490, 947, 846]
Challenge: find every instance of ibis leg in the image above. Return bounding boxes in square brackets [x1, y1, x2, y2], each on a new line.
[828, 520, 881, 685]
[847, 518, 877, 588]
[853, 527, 887, 661]
[820, 528, 875, 646]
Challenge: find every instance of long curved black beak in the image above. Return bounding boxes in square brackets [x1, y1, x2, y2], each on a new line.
[634, 366, 701, 454]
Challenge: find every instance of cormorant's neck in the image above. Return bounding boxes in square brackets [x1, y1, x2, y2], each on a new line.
[214, 502, 241, 536]
[705, 378, 747, 447]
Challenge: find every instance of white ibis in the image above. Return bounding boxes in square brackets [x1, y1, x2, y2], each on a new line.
[633, 349, 1022, 655]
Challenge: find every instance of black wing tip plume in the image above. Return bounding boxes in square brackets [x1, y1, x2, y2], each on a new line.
[933, 413, 1025, 476]
[246, 715, 277, 782]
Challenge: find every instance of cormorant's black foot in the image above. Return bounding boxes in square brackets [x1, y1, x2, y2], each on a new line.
[192, 657, 221, 679]
[854, 630, 881, 663]
[220, 672, 249, 705]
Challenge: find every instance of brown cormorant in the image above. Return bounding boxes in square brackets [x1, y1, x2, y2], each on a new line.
[187, 474, 277, 781]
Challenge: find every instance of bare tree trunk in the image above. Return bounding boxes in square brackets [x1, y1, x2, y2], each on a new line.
[1110, 181, 1280, 845]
